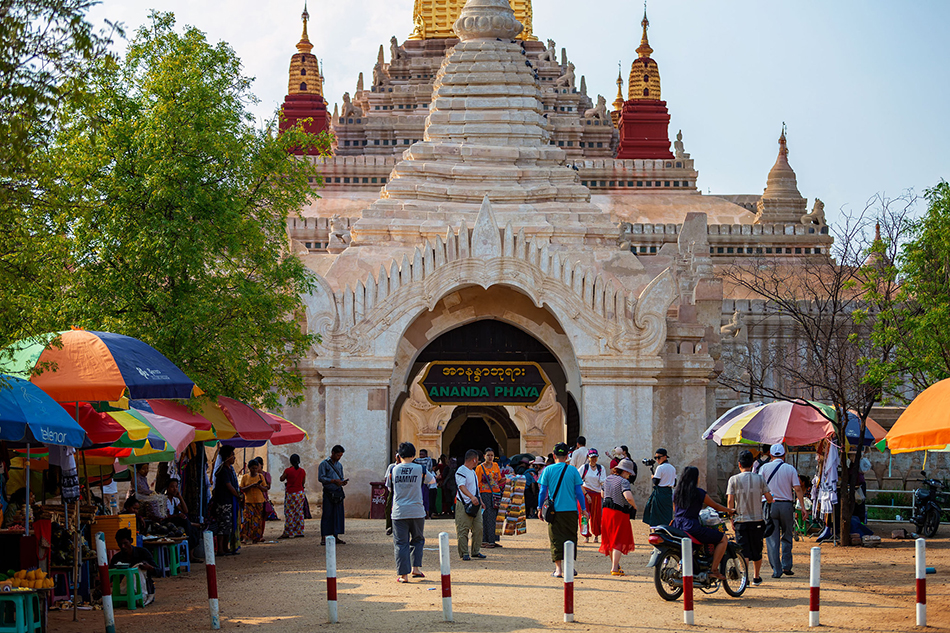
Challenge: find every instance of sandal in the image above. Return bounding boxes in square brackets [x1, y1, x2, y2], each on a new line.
[611, 569, 625, 576]
[551, 571, 562, 578]
[411, 572, 425, 578]
[396, 577, 409, 583]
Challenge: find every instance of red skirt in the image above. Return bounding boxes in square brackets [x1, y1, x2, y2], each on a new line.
[581, 489, 603, 537]
[599, 506, 635, 556]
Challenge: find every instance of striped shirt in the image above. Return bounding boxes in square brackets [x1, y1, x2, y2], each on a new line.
[603, 474, 632, 508]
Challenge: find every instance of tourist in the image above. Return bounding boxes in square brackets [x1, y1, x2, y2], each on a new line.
[110, 527, 157, 606]
[537, 442, 587, 578]
[240, 458, 269, 544]
[476, 448, 502, 549]
[759, 444, 808, 577]
[569, 436, 587, 470]
[671, 466, 734, 580]
[727, 449, 774, 587]
[279, 454, 307, 538]
[213, 445, 240, 555]
[318, 445, 348, 546]
[454, 450, 485, 560]
[643, 448, 675, 526]
[609, 446, 636, 481]
[578, 448, 606, 543]
[600, 458, 638, 576]
[390, 442, 436, 582]
[414, 448, 436, 518]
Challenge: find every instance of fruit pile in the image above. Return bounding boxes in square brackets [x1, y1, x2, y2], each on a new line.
[0, 569, 55, 590]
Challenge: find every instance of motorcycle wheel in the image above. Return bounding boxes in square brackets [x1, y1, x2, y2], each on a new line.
[654, 551, 684, 601]
[721, 552, 748, 597]
[922, 508, 940, 538]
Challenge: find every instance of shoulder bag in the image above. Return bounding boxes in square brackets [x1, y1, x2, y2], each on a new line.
[762, 464, 784, 538]
[541, 463, 569, 524]
[325, 459, 346, 504]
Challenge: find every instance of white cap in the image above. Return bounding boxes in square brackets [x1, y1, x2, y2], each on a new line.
[770, 444, 786, 457]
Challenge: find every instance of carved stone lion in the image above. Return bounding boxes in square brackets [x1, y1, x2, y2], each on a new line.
[537, 39, 557, 62]
[583, 95, 609, 120]
[801, 198, 827, 229]
[554, 62, 575, 88]
[390, 36, 406, 61]
[340, 92, 362, 118]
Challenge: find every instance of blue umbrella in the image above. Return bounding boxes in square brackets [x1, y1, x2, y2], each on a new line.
[0, 375, 86, 447]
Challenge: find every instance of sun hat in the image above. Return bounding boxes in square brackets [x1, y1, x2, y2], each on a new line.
[553, 442, 570, 456]
[770, 444, 786, 457]
[587, 448, 599, 457]
[532, 456, 545, 465]
[616, 459, 636, 475]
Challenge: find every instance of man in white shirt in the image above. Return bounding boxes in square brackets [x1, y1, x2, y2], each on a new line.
[643, 448, 676, 526]
[569, 436, 588, 470]
[759, 444, 808, 578]
[578, 448, 607, 543]
[454, 449, 487, 561]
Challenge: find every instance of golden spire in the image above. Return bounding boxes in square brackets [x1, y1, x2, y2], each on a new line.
[297, 2, 313, 54]
[613, 62, 625, 111]
[409, 0, 537, 40]
[636, 7, 653, 58]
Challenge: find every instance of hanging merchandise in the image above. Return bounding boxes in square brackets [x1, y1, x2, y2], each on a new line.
[501, 475, 527, 536]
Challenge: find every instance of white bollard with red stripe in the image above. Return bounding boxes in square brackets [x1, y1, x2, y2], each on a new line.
[95, 532, 116, 633]
[563, 541, 575, 622]
[916, 538, 926, 627]
[681, 537, 694, 625]
[327, 536, 338, 623]
[439, 532, 453, 621]
[203, 531, 220, 630]
[809, 547, 820, 627]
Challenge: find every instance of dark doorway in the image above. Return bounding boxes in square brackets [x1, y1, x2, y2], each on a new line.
[448, 417, 498, 463]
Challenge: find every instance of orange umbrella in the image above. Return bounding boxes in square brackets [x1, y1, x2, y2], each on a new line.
[882, 379, 950, 453]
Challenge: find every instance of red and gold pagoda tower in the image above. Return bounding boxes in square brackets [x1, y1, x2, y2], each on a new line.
[279, 3, 329, 154]
[615, 10, 673, 160]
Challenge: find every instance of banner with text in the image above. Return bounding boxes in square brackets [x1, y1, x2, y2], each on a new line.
[420, 361, 551, 406]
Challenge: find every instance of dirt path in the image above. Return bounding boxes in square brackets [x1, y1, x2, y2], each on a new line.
[50, 518, 948, 632]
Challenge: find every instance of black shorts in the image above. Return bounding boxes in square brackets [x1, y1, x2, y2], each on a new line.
[735, 521, 766, 562]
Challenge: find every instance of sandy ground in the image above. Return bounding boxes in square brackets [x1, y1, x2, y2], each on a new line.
[49, 517, 948, 632]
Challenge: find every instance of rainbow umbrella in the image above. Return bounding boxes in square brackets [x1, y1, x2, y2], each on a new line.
[1, 329, 198, 402]
[198, 397, 274, 442]
[708, 400, 834, 447]
[880, 379, 950, 453]
[132, 399, 215, 441]
[703, 402, 764, 441]
[265, 413, 308, 446]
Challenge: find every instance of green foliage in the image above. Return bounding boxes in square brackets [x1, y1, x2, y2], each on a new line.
[48, 12, 332, 408]
[0, 0, 117, 352]
[887, 181, 950, 393]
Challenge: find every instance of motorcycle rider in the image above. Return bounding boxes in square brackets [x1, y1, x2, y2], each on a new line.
[670, 466, 734, 580]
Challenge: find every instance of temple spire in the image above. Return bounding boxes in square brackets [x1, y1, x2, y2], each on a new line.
[613, 62, 625, 112]
[636, 7, 653, 58]
[297, 2, 313, 54]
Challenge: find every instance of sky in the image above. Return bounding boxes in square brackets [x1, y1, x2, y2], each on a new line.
[87, 0, 950, 223]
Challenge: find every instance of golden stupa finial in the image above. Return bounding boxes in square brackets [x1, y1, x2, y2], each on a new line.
[297, 2, 313, 54]
[637, 3, 653, 58]
[779, 122, 788, 158]
[613, 62, 625, 111]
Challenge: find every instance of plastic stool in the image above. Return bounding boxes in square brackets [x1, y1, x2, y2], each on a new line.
[177, 541, 190, 573]
[0, 592, 42, 633]
[166, 543, 180, 576]
[109, 568, 144, 610]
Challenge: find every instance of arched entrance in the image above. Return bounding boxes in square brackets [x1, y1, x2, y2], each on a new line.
[443, 405, 520, 462]
[393, 299, 572, 459]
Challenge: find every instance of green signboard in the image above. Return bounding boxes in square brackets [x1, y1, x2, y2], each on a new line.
[420, 361, 551, 406]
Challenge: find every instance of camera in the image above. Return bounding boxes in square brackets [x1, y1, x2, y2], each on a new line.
[642, 458, 655, 467]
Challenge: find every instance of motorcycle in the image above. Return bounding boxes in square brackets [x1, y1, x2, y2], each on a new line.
[912, 472, 945, 538]
[647, 509, 748, 601]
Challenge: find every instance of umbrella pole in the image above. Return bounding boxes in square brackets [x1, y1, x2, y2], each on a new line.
[24, 443, 30, 537]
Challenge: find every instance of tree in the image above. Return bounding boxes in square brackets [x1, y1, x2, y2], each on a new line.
[873, 181, 950, 394]
[49, 12, 332, 408]
[719, 193, 916, 546]
[0, 0, 118, 352]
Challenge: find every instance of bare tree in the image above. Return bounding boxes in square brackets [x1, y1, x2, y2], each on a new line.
[719, 193, 916, 546]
